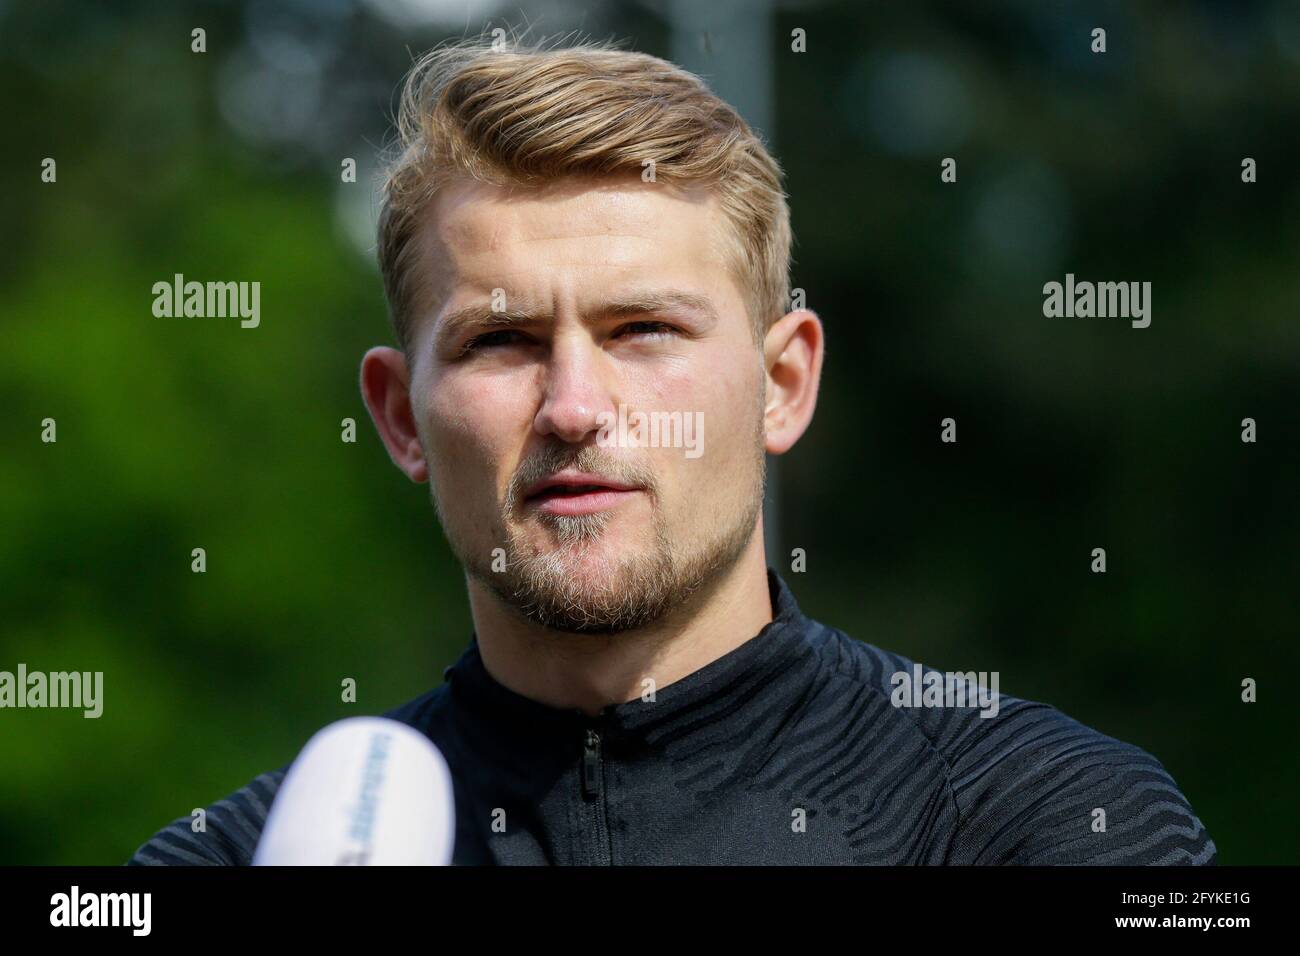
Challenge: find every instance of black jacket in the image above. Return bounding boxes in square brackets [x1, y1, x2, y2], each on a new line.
[129, 570, 1215, 865]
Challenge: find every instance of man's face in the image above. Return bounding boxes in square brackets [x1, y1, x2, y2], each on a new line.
[404, 175, 767, 633]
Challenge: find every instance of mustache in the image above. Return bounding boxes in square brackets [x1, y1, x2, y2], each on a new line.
[506, 445, 658, 510]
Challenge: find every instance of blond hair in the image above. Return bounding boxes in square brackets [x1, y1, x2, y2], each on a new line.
[377, 36, 791, 350]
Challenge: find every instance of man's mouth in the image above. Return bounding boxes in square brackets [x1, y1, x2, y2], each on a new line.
[522, 470, 643, 517]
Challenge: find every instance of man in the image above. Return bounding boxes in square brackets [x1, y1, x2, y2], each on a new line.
[130, 38, 1215, 865]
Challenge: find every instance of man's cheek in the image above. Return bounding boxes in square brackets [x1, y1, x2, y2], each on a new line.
[432, 434, 493, 508]
[429, 382, 500, 452]
[431, 408, 520, 511]
[638, 362, 696, 411]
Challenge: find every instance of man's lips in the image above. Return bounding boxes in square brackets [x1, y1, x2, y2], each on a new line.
[522, 471, 643, 516]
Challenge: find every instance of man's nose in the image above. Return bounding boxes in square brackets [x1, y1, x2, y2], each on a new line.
[532, 335, 614, 443]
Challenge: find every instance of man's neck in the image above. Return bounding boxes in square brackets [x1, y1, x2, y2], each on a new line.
[465, 529, 774, 716]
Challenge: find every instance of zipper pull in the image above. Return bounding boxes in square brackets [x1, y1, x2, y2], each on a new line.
[581, 728, 601, 799]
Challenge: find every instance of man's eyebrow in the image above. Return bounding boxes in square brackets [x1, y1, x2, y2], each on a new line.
[435, 290, 719, 342]
[600, 291, 719, 323]
[436, 304, 537, 340]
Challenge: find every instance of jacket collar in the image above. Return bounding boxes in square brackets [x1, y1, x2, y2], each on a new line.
[445, 568, 819, 744]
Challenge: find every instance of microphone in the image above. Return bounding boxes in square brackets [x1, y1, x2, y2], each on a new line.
[252, 716, 455, 865]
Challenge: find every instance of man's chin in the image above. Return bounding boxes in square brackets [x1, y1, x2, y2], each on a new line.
[491, 574, 672, 635]
[478, 541, 676, 635]
[516, 540, 651, 596]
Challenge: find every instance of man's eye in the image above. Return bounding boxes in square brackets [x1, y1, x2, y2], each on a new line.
[616, 321, 678, 339]
[457, 322, 678, 356]
[461, 329, 525, 353]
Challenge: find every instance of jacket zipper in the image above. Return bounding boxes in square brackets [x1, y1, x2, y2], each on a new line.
[581, 727, 612, 865]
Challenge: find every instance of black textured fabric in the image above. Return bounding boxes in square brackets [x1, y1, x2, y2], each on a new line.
[129, 569, 1215, 865]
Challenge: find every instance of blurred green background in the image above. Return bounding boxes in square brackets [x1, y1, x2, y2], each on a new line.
[1, 0, 1296, 864]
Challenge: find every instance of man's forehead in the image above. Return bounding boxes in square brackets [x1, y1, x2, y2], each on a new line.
[419, 175, 728, 281]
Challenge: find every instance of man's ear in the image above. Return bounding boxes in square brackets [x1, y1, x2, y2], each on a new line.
[360, 346, 429, 482]
[763, 309, 824, 455]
